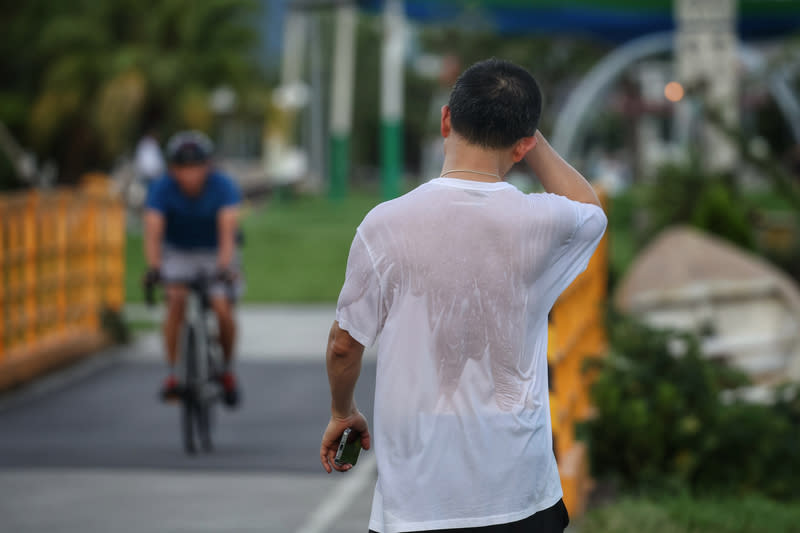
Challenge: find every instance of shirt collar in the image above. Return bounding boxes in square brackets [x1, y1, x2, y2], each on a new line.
[429, 177, 514, 191]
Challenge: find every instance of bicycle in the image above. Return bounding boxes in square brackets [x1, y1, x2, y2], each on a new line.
[146, 273, 233, 455]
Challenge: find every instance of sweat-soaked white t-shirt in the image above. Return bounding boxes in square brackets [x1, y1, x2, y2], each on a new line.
[336, 177, 608, 533]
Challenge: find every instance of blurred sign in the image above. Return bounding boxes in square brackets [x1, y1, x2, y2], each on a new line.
[676, 0, 739, 172]
[357, 0, 800, 41]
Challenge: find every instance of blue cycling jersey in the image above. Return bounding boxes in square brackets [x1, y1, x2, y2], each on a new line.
[145, 170, 242, 250]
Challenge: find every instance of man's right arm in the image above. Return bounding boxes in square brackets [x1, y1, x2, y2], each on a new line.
[144, 209, 165, 269]
[524, 131, 601, 207]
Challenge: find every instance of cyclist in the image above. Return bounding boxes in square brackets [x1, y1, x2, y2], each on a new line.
[143, 131, 242, 407]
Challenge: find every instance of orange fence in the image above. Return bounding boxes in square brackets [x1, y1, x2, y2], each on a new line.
[0, 181, 125, 389]
[548, 199, 609, 517]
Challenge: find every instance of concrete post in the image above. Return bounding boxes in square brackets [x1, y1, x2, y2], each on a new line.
[675, 0, 739, 173]
[329, 4, 357, 200]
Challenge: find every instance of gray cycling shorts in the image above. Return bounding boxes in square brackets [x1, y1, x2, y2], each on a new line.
[162, 245, 243, 300]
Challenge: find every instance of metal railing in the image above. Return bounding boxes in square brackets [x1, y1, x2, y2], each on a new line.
[0, 181, 125, 385]
[548, 198, 609, 516]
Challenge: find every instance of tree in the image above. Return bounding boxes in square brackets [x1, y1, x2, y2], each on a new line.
[0, 0, 260, 186]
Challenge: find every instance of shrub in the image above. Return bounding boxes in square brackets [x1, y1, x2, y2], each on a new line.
[581, 494, 800, 533]
[640, 163, 754, 250]
[586, 315, 800, 500]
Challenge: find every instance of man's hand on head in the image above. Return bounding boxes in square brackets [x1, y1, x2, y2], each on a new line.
[524, 131, 602, 207]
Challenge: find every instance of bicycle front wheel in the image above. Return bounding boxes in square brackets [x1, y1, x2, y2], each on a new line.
[182, 326, 198, 455]
[197, 399, 213, 452]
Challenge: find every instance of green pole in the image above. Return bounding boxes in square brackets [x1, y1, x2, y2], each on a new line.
[381, 120, 403, 200]
[329, 133, 350, 200]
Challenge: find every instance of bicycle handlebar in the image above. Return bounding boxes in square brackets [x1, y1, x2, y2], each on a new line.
[144, 272, 237, 307]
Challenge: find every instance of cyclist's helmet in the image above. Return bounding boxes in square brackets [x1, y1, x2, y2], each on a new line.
[165, 130, 214, 166]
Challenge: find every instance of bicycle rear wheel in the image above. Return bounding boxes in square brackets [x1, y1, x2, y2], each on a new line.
[182, 398, 197, 454]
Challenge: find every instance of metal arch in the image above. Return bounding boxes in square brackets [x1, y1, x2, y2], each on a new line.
[770, 68, 800, 143]
[552, 32, 800, 163]
[739, 47, 800, 144]
[551, 32, 674, 162]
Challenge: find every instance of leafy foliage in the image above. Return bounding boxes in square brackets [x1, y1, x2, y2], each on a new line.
[617, 160, 800, 286]
[341, 18, 609, 177]
[100, 306, 131, 344]
[0, 0, 259, 185]
[586, 315, 800, 500]
[418, 28, 609, 134]
[763, 244, 800, 285]
[638, 163, 755, 250]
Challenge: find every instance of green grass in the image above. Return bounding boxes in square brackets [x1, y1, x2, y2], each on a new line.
[125, 193, 382, 303]
[579, 494, 800, 533]
[125, 232, 148, 303]
[606, 189, 639, 288]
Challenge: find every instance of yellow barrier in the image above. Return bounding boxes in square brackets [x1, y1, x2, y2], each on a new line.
[0, 180, 125, 389]
[548, 196, 609, 517]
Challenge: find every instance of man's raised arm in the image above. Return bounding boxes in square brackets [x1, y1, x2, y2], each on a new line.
[524, 131, 602, 207]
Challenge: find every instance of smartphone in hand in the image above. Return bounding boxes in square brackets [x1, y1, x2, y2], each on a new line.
[334, 428, 362, 467]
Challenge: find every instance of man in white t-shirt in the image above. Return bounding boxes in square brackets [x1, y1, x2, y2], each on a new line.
[319, 58, 607, 533]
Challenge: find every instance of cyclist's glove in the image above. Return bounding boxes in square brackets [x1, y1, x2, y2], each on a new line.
[216, 268, 237, 284]
[143, 267, 161, 288]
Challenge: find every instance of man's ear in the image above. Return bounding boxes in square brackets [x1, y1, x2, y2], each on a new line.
[440, 105, 452, 138]
[511, 135, 537, 163]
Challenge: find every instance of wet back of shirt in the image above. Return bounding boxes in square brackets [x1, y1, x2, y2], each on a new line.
[336, 177, 607, 533]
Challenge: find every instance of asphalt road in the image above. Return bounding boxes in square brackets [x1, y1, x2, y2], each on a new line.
[0, 357, 376, 472]
[0, 320, 379, 533]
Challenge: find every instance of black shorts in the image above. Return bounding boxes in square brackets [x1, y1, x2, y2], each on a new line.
[369, 498, 570, 533]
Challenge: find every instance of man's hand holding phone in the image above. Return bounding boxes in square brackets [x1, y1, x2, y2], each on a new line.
[320, 410, 371, 473]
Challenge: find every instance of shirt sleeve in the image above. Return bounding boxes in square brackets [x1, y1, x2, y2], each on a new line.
[542, 195, 608, 306]
[144, 179, 167, 213]
[335, 230, 383, 347]
[221, 175, 242, 207]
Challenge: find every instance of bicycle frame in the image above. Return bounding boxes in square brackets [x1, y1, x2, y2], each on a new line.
[181, 290, 209, 387]
[182, 290, 224, 399]
[146, 274, 232, 454]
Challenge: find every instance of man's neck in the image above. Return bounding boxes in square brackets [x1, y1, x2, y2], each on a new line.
[439, 138, 509, 183]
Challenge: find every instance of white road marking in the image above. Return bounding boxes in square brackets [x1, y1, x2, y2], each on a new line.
[295, 453, 377, 533]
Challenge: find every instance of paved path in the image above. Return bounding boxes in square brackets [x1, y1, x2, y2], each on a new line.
[0, 305, 378, 533]
[127, 304, 378, 361]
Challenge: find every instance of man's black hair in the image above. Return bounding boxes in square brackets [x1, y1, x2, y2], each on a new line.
[448, 58, 542, 149]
